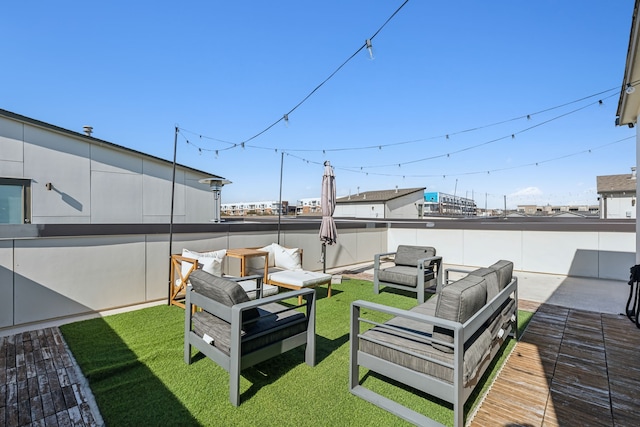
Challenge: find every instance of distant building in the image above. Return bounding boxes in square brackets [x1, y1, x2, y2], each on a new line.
[335, 187, 425, 219]
[296, 197, 321, 215]
[596, 168, 636, 219]
[423, 192, 477, 216]
[517, 204, 599, 217]
[221, 201, 288, 216]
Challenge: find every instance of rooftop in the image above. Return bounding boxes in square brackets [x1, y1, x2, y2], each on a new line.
[336, 187, 425, 203]
[597, 172, 637, 194]
[2, 261, 637, 426]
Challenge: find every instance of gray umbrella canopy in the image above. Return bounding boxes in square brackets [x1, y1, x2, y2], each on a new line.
[319, 161, 337, 273]
[319, 161, 337, 245]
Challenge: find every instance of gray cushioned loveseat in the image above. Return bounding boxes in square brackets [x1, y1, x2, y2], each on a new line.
[350, 260, 518, 427]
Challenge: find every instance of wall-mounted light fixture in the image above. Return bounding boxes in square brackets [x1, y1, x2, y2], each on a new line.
[626, 83, 636, 94]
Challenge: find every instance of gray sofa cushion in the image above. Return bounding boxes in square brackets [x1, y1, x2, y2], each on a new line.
[360, 313, 492, 386]
[189, 270, 259, 320]
[394, 245, 436, 267]
[377, 265, 435, 288]
[192, 302, 306, 356]
[433, 275, 487, 353]
[489, 260, 513, 290]
[468, 267, 500, 301]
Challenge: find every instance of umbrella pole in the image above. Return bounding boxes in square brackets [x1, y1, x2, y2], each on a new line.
[322, 242, 326, 273]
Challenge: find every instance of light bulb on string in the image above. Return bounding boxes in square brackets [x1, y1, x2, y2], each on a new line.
[283, 114, 289, 127]
[365, 39, 374, 59]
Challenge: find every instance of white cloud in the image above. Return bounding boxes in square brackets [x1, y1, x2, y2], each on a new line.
[509, 187, 543, 197]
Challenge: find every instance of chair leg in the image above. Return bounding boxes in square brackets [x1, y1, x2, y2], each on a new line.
[184, 295, 193, 364]
[229, 368, 240, 406]
[230, 323, 242, 406]
[373, 277, 380, 294]
[305, 293, 316, 367]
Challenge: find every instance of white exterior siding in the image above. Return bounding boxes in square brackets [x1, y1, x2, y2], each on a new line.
[0, 113, 221, 224]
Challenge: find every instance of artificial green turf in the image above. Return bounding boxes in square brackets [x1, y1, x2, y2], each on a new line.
[60, 280, 532, 426]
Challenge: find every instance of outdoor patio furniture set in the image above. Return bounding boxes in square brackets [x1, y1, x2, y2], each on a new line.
[179, 244, 518, 426]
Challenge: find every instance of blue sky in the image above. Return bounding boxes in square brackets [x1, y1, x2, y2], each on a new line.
[2, 1, 636, 208]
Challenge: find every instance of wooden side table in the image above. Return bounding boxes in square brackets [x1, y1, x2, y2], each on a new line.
[226, 248, 269, 283]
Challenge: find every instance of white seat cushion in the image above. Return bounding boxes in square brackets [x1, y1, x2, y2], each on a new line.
[269, 270, 331, 287]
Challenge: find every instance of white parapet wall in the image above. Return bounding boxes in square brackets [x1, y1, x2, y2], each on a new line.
[0, 219, 634, 330]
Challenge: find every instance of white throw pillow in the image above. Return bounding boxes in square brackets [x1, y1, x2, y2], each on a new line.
[181, 248, 226, 280]
[246, 244, 276, 270]
[272, 244, 302, 270]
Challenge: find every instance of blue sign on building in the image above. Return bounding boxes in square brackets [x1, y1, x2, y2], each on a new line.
[424, 192, 439, 202]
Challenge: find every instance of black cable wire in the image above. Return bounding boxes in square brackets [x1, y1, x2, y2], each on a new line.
[236, 0, 411, 146]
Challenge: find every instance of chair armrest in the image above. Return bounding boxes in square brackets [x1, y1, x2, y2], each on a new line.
[226, 274, 264, 283]
[187, 286, 315, 324]
[351, 300, 461, 332]
[417, 256, 443, 290]
[374, 251, 397, 268]
[417, 255, 442, 269]
[227, 274, 264, 299]
[444, 267, 473, 284]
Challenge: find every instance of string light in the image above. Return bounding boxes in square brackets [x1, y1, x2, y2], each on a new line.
[365, 39, 374, 59]
[176, 85, 631, 186]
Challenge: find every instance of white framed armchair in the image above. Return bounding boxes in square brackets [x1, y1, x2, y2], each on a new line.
[373, 245, 442, 303]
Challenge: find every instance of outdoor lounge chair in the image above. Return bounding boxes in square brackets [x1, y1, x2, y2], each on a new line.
[184, 269, 316, 406]
[373, 245, 443, 303]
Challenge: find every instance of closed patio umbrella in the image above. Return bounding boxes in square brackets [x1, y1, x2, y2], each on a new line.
[319, 160, 337, 273]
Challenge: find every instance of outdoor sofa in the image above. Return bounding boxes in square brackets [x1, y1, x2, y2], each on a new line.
[184, 269, 316, 406]
[350, 260, 518, 426]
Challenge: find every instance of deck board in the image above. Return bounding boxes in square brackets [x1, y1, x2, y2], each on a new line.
[469, 303, 640, 427]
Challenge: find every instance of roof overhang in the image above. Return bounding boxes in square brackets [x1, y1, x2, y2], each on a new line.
[617, 0, 640, 127]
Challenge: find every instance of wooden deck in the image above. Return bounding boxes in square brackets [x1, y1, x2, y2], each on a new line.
[470, 302, 640, 427]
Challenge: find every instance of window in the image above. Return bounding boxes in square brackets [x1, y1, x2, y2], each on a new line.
[0, 178, 31, 224]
